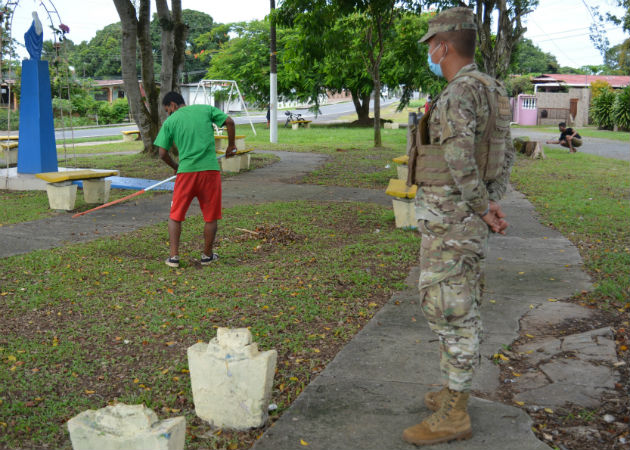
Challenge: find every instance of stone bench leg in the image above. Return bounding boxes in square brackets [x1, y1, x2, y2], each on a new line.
[304, 122, 310, 128]
[0, 148, 18, 165]
[122, 133, 137, 142]
[221, 156, 241, 173]
[396, 165, 407, 181]
[391, 198, 417, 229]
[46, 181, 77, 211]
[83, 179, 112, 204]
[235, 137, 246, 150]
[292, 123, 299, 130]
[215, 138, 227, 152]
[239, 153, 251, 170]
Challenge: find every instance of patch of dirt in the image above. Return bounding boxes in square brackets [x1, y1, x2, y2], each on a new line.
[488, 302, 630, 450]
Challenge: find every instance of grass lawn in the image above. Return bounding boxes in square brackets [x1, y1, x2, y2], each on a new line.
[57, 135, 123, 146]
[0, 201, 419, 449]
[511, 147, 630, 304]
[56, 140, 140, 157]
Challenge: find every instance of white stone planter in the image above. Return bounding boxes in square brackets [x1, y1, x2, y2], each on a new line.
[67, 403, 185, 450]
[188, 328, 277, 430]
[221, 156, 241, 173]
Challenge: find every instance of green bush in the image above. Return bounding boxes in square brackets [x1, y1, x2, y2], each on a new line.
[51, 98, 72, 116]
[96, 98, 130, 125]
[612, 86, 630, 131]
[590, 90, 616, 129]
[71, 93, 99, 116]
[0, 110, 20, 130]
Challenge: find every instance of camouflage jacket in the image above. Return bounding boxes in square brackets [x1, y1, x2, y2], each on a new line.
[418, 63, 515, 220]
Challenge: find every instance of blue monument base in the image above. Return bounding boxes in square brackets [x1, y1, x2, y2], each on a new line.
[17, 59, 58, 174]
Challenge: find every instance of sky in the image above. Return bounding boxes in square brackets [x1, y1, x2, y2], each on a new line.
[7, 0, 629, 70]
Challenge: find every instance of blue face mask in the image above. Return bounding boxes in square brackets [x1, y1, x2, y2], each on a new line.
[427, 43, 446, 78]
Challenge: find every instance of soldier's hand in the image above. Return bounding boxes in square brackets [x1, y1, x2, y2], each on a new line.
[485, 202, 508, 235]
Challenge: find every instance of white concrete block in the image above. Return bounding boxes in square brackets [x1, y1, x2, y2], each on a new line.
[0, 148, 17, 165]
[396, 165, 407, 181]
[220, 156, 241, 173]
[292, 122, 299, 130]
[46, 182, 77, 210]
[215, 137, 227, 151]
[188, 327, 277, 430]
[392, 198, 417, 229]
[384, 122, 400, 129]
[67, 403, 185, 450]
[83, 179, 111, 204]
[239, 153, 251, 170]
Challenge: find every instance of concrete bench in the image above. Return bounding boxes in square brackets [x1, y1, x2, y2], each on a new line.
[392, 155, 409, 181]
[215, 148, 254, 173]
[36, 169, 119, 210]
[385, 178, 418, 229]
[290, 120, 311, 130]
[214, 135, 246, 151]
[0, 141, 18, 166]
[121, 130, 140, 142]
[384, 122, 400, 129]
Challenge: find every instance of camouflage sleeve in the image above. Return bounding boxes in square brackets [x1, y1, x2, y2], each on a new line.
[487, 130, 516, 202]
[438, 85, 489, 216]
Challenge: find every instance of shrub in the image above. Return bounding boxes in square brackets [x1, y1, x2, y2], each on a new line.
[51, 98, 72, 116]
[590, 80, 612, 100]
[590, 90, 616, 129]
[612, 86, 630, 131]
[0, 110, 20, 130]
[71, 93, 98, 116]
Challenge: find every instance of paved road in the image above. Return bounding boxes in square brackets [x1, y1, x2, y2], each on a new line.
[54, 99, 398, 140]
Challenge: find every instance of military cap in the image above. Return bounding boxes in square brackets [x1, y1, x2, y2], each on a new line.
[419, 7, 477, 43]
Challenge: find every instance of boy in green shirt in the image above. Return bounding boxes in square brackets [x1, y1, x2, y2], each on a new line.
[154, 91, 237, 268]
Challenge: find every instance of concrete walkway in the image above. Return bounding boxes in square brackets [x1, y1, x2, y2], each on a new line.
[0, 150, 599, 449]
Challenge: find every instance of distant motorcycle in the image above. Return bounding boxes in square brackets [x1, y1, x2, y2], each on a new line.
[284, 110, 303, 128]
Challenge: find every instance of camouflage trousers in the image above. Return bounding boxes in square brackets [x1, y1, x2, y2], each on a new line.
[418, 212, 489, 392]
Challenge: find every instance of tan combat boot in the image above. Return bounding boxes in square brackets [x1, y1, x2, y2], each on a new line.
[402, 389, 472, 446]
[424, 386, 448, 412]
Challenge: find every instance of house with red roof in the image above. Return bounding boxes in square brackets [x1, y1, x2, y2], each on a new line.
[520, 74, 630, 127]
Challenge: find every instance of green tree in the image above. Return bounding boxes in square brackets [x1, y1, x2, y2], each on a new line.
[381, 12, 445, 109]
[205, 20, 294, 106]
[421, 0, 539, 78]
[509, 38, 558, 74]
[72, 23, 124, 78]
[605, 39, 630, 75]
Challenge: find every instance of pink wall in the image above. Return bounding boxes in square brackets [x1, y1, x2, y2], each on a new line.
[515, 94, 538, 126]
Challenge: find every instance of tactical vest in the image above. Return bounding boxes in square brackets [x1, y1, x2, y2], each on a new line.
[407, 71, 512, 187]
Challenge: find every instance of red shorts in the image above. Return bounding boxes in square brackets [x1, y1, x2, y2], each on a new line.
[170, 170, 222, 222]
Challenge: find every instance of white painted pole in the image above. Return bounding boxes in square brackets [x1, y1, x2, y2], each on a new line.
[270, 0, 278, 143]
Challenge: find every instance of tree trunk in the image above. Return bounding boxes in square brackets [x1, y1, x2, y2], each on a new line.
[474, 0, 531, 78]
[156, 0, 185, 122]
[373, 74, 381, 146]
[113, 0, 159, 155]
[351, 90, 371, 124]
[114, 0, 184, 156]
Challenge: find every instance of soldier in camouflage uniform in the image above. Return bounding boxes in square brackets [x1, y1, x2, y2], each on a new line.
[402, 7, 515, 446]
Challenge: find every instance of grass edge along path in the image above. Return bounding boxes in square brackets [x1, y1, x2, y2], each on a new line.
[511, 147, 630, 305]
[0, 200, 420, 449]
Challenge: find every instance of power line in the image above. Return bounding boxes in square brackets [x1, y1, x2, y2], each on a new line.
[530, 19, 584, 68]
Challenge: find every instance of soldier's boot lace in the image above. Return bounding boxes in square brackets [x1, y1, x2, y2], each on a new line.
[402, 389, 472, 446]
[424, 386, 449, 412]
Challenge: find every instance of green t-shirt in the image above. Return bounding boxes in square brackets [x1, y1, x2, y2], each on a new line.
[153, 104, 228, 173]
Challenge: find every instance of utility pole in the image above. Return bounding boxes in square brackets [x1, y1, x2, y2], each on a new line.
[270, 0, 278, 143]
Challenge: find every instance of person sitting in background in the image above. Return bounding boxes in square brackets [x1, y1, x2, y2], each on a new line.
[546, 122, 582, 153]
